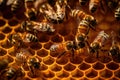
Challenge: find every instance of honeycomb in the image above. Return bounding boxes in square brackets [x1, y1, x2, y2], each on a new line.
[0, 0, 120, 80]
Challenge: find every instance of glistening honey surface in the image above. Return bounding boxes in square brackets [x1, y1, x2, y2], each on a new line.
[0, 1, 120, 80]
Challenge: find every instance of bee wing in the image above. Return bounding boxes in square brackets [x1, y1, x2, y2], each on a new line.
[6, 0, 15, 5]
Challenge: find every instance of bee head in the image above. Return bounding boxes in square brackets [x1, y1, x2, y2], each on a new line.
[89, 4, 97, 13]
[110, 46, 119, 56]
[91, 43, 100, 49]
[85, 16, 97, 30]
[29, 58, 40, 69]
[77, 34, 85, 42]
[28, 9, 37, 21]
[89, 43, 100, 53]
[66, 41, 74, 50]
[6, 68, 16, 79]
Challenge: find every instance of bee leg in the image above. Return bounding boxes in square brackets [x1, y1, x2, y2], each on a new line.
[29, 65, 35, 77]
[57, 51, 66, 58]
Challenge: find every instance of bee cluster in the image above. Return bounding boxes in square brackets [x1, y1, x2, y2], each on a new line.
[0, 0, 120, 80]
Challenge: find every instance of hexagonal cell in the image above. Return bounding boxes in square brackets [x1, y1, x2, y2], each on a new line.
[2, 26, 12, 34]
[114, 69, 120, 78]
[8, 48, 17, 57]
[8, 19, 19, 26]
[56, 56, 69, 65]
[106, 62, 119, 70]
[64, 63, 76, 71]
[43, 70, 55, 78]
[44, 42, 53, 50]
[98, 56, 112, 63]
[1, 40, 13, 49]
[100, 69, 113, 78]
[50, 51, 59, 57]
[70, 56, 83, 64]
[93, 62, 105, 70]
[5, 55, 14, 63]
[0, 19, 6, 27]
[85, 56, 97, 63]
[85, 69, 98, 78]
[71, 69, 84, 78]
[38, 34, 50, 42]
[27, 48, 36, 56]
[27, 70, 41, 78]
[43, 56, 55, 65]
[3, 11, 13, 19]
[37, 49, 48, 57]
[50, 63, 62, 72]
[30, 43, 42, 50]
[40, 63, 48, 71]
[0, 33, 5, 40]
[112, 55, 120, 63]
[0, 48, 7, 56]
[56, 70, 69, 78]
[51, 34, 63, 42]
[78, 62, 91, 70]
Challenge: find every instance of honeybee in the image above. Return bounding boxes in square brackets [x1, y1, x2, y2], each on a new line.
[50, 41, 77, 58]
[27, 57, 40, 77]
[39, 3, 58, 24]
[7, 32, 39, 49]
[16, 48, 40, 77]
[22, 32, 39, 43]
[79, 0, 89, 6]
[115, 5, 120, 20]
[20, 21, 38, 34]
[7, 33, 23, 49]
[25, 0, 37, 20]
[7, 0, 24, 12]
[33, 21, 55, 32]
[71, 9, 97, 23]
[1, 65, 25, 80]
[89, 31, 109, 58]
[55, 0, 71, 23]
[75, 18, 96, 49]
[109, 31, 120, 56]
[21, 20, 55, 33]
